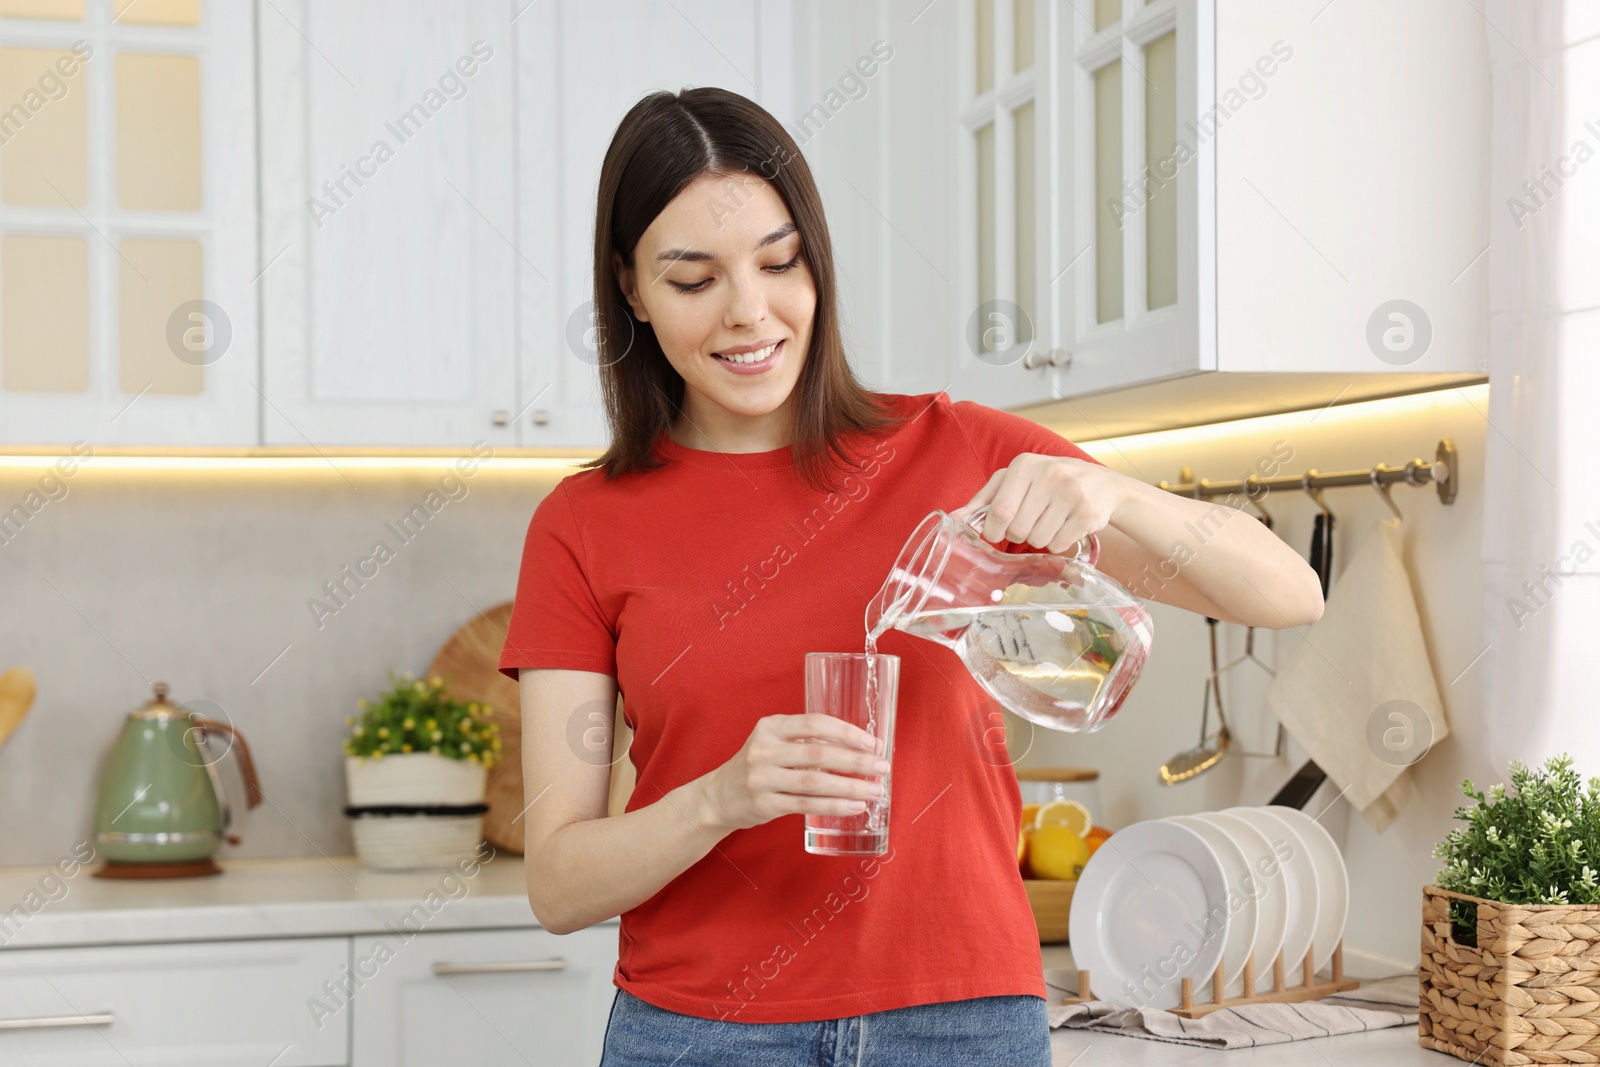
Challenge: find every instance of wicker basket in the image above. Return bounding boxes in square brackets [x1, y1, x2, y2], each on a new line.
[1419, 883, 1600, 1065]
[349, 812, 485, 871]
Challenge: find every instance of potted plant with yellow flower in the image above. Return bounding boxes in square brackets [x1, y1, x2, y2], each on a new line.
[342, 670, 503, 870]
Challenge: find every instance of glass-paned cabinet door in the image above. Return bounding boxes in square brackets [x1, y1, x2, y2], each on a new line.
[0, 0, 258, 446]
[1059, 0, 1209, 398]
[951, 0, 1060, 410]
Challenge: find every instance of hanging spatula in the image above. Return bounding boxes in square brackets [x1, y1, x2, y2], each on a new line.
[0, 666, 37, 752]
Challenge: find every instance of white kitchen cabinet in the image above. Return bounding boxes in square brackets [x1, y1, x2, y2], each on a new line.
[0, 925, 618, 1067]
[0, 0, 1497, 450]
[833, 0, 1489, 436]
[0, 0, 259, 447]
[512, 0, 778, 450]
[257, 0, 519, 449]
[257, 0, 777, 451]
[0, 936, 350, 1066]
[348, 925, 618, 1066]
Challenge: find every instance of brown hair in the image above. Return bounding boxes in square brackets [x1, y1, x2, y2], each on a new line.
[576, 86, 907, 494]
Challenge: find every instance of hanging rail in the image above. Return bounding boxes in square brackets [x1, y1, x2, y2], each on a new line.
[1157, 439, 1457, 506]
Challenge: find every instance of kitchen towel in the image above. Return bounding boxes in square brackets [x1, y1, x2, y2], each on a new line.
[1263, 516, 1449, 832]
[1044, 968, 1419, 1048]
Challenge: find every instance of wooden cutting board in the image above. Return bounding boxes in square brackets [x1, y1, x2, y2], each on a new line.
[0, 666, 36, 753]
[427, 603, 634, 854]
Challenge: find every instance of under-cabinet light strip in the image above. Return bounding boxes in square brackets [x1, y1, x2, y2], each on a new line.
[0, 454, 588, 472]
[0, 384, 1491, 473]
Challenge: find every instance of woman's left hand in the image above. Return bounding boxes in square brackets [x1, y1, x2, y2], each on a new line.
[952, 453, 1127, 555]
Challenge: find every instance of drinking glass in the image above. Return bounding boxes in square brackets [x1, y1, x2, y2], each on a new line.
[802, 652, 900, 856]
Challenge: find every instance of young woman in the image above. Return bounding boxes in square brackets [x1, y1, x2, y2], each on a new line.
[498, 87, 1322, 1066]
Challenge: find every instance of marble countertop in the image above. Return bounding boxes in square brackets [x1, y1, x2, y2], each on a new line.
[1040, 944, 1437, 1066]
[0, 851, 569, 951]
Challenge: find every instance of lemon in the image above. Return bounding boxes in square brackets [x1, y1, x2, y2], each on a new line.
[1020, 803, 1042, 829]
[1034, 798, 1093, 838]
[1017, 827, 1029, 868]
[1028, 824, 1089, 880]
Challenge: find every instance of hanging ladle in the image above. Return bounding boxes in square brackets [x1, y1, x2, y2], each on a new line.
[1161, 479, 1288, 783]
[1159, 616, 1231, 784]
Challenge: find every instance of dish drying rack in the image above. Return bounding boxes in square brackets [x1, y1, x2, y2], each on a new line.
[1057, 939, 1359, 1018]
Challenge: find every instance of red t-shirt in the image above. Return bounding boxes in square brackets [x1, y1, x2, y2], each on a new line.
[497, 390, 1102, 1023]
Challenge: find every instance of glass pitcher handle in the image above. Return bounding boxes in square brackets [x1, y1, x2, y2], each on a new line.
[963, 503, 1102, 566]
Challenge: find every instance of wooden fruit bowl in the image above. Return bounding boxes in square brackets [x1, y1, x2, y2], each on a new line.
[1023, 877, 1077, 944]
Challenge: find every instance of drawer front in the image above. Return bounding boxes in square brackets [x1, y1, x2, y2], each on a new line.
[0, 937, 350, 1066]
[350, 925, 618, 1066]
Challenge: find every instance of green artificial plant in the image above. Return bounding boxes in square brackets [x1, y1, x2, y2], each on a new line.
[343, 669, 502, 767]
[1433, 753, 1600, 938]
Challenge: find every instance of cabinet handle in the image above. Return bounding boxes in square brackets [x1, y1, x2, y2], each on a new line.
[1023, 347, 1072, 370]
[432, 957, 567, 977]
[0, 1011, 115, 1031]
[491, 410, 511, 426]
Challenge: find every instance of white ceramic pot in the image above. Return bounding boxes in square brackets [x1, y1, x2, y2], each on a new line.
[344, 752, 487, 806]
[345, 753, 489, 871]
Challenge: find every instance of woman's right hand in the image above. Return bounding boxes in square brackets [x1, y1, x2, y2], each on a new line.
[698, 713, 889, 834]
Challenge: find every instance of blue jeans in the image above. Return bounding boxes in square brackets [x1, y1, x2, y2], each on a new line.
[598, 987, 1051, 1066]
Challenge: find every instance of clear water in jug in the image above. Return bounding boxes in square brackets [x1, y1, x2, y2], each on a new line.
[863, 504, 1153, 733]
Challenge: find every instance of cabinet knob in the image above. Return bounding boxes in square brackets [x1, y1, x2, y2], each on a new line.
[490, 410, 510, 427]
[530, 410, 550, 426]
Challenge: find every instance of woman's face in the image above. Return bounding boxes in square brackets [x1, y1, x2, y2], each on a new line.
[615, 171, 816, 439]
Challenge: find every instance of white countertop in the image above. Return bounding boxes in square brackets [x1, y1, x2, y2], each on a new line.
[0, 852, 566, 951]
[2, 856, 1429, 1062]
[1040, 944, 1435, 1066]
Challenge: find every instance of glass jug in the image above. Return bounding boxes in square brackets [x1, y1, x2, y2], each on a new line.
[865, 504, 1153, 732]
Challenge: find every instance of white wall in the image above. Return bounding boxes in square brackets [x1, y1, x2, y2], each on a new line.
[1479, 3, 1600, 778]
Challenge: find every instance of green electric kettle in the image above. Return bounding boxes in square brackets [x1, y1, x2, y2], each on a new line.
[92, 681, 263, 879]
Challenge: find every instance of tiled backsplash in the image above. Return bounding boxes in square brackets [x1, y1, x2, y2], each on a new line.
[0, 462, 561, 866]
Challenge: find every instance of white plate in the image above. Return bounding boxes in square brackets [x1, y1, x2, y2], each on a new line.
[1225, 806, 1321, 974]
[1067, 819, 1230, 1010]
[1266, 805, 1349, 972]
[1166, 814, 1260, 998]
[1194, 811, 1286, 983]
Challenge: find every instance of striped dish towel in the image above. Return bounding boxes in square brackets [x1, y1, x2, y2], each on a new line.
[1043, 968, 1418, 1049]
